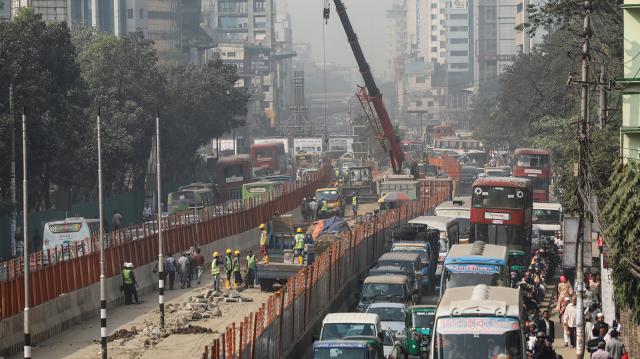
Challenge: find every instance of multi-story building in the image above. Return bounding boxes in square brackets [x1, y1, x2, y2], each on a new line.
[202, 0, 285, 138]
[515, 0, 545, 54]
[473, 0, 518, 94]
[1, 0, 10, 18]
[384, 0, 408, 83]
[446, 0, 473, 124]
[622, 0, 640, 162]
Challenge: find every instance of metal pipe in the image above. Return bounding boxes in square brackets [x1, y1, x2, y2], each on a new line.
[97, 109, 108, 358]
[22, 108, 30, 359]
[156, 113, 165, 328]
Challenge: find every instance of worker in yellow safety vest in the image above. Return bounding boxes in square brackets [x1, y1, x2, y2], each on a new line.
[211, 251, 221, 292]
[294, 227, 305, 265]
[224, 248, 233, 289]
[352, 192, 358, 216]
[245, 250, 256, 288]
[232, 250, 242, 289]
[259, 223, 269, 263]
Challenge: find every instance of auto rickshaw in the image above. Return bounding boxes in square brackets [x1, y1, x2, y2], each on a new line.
[403, 305, 436, 358]
[508, 250, 529, 277]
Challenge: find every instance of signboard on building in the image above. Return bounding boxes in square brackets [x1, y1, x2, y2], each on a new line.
[293, 138, 323, 154]
[328, 136, 355, 152]
[452, 0, 467, 9]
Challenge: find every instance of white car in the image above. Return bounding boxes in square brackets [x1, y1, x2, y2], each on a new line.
[366, 302, 407, 338]
[382, 329, 403, 359]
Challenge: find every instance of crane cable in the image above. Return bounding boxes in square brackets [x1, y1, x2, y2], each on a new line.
[322, 0, 329, 145]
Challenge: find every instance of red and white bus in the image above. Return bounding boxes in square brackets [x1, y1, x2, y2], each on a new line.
[513, 148, 551, 202]
[470, 177, 533, 254]
[250, 142, 290, 177]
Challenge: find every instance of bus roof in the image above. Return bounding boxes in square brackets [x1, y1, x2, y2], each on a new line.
[322, 313, 380, 325]
[472, 177, 530, 189]
[533, 202, 562, 211]
[408, 216, 458, 231]
[45, 217, 99, 224]
[514, 148, 550, 156]
[444, 242, 508, 266]
[436, 284, 521, 319]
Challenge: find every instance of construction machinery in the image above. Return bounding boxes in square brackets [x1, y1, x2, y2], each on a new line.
[324, 0, 405, 174]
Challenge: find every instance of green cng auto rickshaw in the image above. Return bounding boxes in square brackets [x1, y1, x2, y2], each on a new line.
[403, 305, 436, 358]
[508, 250, 529, 276]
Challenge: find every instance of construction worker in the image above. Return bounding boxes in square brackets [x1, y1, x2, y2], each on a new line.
[293, 227, 305, 265]
[122, 262, 140, 304]
[224, 248, 233, 289]
[335, 167, 340, 179]
[233, 250, 242, 289]
[320, 199, 328, 218]
[245, 250, 256, 288]
[259, 223, 269, 263]
[352, 192, 358, 216]
[211, 251, 221, 292]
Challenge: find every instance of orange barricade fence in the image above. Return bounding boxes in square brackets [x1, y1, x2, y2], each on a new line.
[201, 187, 449, 359]
[0, 167, 332, 320]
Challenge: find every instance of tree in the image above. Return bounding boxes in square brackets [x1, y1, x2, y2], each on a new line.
[0, 8, 88, 210]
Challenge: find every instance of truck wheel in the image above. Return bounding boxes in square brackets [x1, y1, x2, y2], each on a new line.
[260, 280, 274, 291]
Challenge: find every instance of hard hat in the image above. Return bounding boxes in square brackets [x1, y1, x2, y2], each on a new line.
[213, 251, 219, 257]
[259, 223, 266, 230]
[226, 248, 232, 254]
[297, 227, 303, 233]
[234, 250, 240, 255]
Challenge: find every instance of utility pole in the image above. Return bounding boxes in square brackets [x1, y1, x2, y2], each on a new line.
[97, 109, 108, 359]
[22, 108, 30, 359]
[156, 113, 165, 329]
[575, 2, 592, 358]
[9, 84, 16, 258]
[598, 66, 608, 128]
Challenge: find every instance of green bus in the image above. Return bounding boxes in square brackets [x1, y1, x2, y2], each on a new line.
[242, 181, 283, 201]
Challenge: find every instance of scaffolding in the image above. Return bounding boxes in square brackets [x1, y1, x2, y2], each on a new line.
[278, 71, 311, 137]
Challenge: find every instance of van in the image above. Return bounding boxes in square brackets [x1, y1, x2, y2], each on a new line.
[43, 217, 100, 260]
[319, 313, 382, 341]
[356, 275, 414, 312]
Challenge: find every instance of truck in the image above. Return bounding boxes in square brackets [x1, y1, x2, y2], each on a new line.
[342, 165, 377, 203]
[255, 214, 313, 291]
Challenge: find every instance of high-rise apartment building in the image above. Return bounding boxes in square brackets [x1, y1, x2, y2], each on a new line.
[446, 0, 473, 123]
[515, 0, 545, 54]
[473, 0, 518, 94]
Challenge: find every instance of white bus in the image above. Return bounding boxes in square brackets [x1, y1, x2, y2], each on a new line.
[43, 217, 100, 260]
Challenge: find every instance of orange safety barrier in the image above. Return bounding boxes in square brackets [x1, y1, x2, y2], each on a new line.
[0, 167, 332, 320]
[201, 186, 449, 359]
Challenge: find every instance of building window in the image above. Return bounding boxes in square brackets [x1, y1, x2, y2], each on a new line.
[431, 3, 437, 8]
[415, 100, 423, 107]
[440, 41, 446, 48]
[416, 75, 426, 83]
[516, 3, 523, 13]
[450, 63, 468, 69]
[254, 15, 266, 28]
[450, 14, 467, 20]
[450, 26, 468, 32]
[431, 14, 436, 19]
[139, 8, 144, 19]
[127, 8, 133, 19]
[431, 35, 437, 41]
[450, 50, 468, 56]
[450, 38, 468, 44]
[431, 58, 437, 62]
[431, 47, 438, 52]
[254, 1, 265, 12]
[227, 51, 236, 58]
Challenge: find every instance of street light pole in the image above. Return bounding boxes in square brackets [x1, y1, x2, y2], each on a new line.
[22, 108, 30, 359]
[156, 113, 165, 329]
[97, 109, 108, 358]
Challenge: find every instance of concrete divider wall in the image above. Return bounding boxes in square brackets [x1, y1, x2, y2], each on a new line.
[0, 208, 302, 356]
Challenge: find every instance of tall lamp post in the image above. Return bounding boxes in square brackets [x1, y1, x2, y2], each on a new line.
[97, 109, 108, 358]
[22, 108, 31, 359]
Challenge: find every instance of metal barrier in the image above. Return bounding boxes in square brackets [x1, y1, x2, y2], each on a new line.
[200, 187, 449, 359]
[0, 167, 333, 320]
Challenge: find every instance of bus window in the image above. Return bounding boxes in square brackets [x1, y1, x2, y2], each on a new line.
[224, 164, 245, 180]
[516, 154, 549, 168]
[472, 187, 525, 209]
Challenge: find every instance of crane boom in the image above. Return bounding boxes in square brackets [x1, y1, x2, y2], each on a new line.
[328, 0, 405, 173]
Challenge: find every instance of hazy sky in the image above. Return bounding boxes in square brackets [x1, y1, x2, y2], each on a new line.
[288, 0, 390, 75]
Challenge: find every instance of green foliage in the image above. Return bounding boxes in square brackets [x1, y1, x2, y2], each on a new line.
[602, 162, 640, 324]
[0, 18, 248, 214]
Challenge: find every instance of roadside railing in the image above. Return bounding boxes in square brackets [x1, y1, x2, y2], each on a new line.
[201, 187, 449, 359]
[0, 167, 332, 320]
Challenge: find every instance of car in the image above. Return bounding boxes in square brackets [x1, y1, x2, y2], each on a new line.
[356, 275, 415, 312]
[382, 329, 403, 359]
[365, 302, 407, 338]
[319, 313, 382, 341]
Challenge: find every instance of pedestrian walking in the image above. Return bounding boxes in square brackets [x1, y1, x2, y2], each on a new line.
[259, 224, 269, 263]
[142, 203, 152, 222]
[588, 327, 608, 354]
[112, 210, 123, 231]
[165, 253, 176, 290]
[537, 310, 555, 344]
[563, 297, 577, 348]
[193, 248, 205, 285]
[233, 250, 242, 289]
[592, 341, 613, 359]
[593, 313, 610, 338]
[556, 275, 574, 312]
[293, 227, 305, 265]
[178, 252, 192, 289]
[122, 262, 140, 304]
[211, 251, 221, 292]
[245, 250, 256, 288]
[224, 248, 233, 289]
[606, 330, 626, 359]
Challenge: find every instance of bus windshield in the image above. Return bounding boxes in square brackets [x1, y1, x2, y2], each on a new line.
[223, 164, 245, 181]
[516, 154, 549, 168]
[434, 317, 523, 359]
[472, 187, 525, 209]
[471, 224, 524, 247]
[445, 271, 503, 288]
